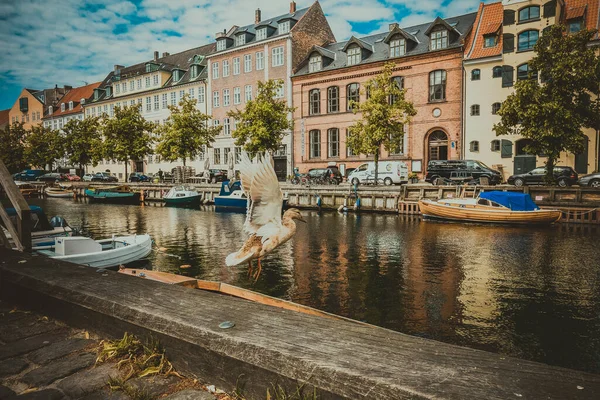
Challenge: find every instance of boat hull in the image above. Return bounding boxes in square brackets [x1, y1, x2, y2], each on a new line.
[418, 200, 562, 225]
[164, 194, 202, 207]
[85, 190, 141, 205]
[45, 190, 73, 198]
[214, 196, 247, 209]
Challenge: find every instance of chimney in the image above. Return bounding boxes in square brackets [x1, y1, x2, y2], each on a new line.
[114, 64, 124, 71]
[154, 51, 159, 61]
[162, 52, 170, 57]
[255, 8, 261, 24]
[290, 1, 296, 13]
[389, 23, 399, 31]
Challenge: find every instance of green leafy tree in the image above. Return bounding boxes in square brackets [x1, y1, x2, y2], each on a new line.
[347, 63, 417, 183]
[227, 79, 295, 153]
[24, 125, 63, 170]
[0, 122, 27, 173]
[102, 105, 155, 178]
[63, 117, 102, 172]
[156, 94, 221, 166]
[494, 25, 600, 183]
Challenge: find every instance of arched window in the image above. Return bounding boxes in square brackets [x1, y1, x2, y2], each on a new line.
[328, 128, 339, 158]
[471, 69, 481, 81]
[309, 89, 320, 115]
[492, 66, 503, 78]
[517, 30, 538, 51]
[309, 130, 321, 158]
[470, 104, 480, 116]
[327, 86, 339, 113]
[517, 63, 538, 81]
[518, 6, 540, 22]
[492, 102, 502, 114]
[428, 130, 448, 161]
[347, 83, 360, 110]
[470, 141, 479, 152]
[491, 140, 501, 152]
[429, 70, 447, 102]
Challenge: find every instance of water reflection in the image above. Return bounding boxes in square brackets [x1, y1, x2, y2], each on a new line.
[33, 198, 600, 373]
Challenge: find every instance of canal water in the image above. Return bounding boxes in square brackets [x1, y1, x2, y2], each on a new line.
[32, 198, 600, 373]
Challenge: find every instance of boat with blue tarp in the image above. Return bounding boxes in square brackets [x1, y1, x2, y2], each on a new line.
[418, 191, 562, 224]
[85, 185, 140, 205]
[2, 205, 73, 246]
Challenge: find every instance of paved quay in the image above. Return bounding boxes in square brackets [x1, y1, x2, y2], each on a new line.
[0, 300, 218, 400]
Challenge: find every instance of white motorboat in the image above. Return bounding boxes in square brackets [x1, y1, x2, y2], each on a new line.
[44, 186, 73, 198]
[163, 185, 202, 206]
[34, 234, 153, 268]
[2, 205, 73, 247]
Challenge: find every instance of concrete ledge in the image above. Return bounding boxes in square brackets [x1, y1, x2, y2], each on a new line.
[1, 250, 599, 399]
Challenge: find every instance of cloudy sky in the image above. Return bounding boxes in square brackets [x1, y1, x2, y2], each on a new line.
[0, 0, 489, 110]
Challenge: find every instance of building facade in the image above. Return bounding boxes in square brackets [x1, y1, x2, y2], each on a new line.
[291, 13, 477, 177]
[42, 82, 100, 131]
[463, 0, 600, 178]
[206, 1, 335, 180]
[8, 86, 70, 130]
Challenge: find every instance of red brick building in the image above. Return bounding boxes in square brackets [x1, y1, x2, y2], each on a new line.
[292, 13, 477, 177]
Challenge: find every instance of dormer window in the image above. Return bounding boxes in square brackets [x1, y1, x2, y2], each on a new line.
[106, 86, 112, 97]
[217, 40, 226, 51]
[309, 55, 322, 72]
[484, 34, 497, 48]
[235, 35, 245, 46]
[389, 36, 406, 57]
[173, 69, 183, 82]
[347, 45, 361, 66]
[80, 98, 86, 105]
[279, 20, 290, 34]
[256, 28, 267, 40]
[190, 65, 200, 79]
[568, 19, 583, 33]
[145, 64, 152, 72]
[68, 101, 73, 110]
[61, 103, 65, 112]
[430, 30, 448, 50]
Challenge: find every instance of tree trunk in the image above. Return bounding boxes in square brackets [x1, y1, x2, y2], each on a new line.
[124, 159, 128, 182]
[183, 157, 186, 167]
[545, 156, 556, 185]
[374, 148, 380, 185]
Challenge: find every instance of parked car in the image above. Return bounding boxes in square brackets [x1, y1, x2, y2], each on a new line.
[65, 173, 81, 181]
[91, 172, 118, 182]
[507, 166, 578, 187]
[425, 160, 502, 185]
[128, 172, 150, 182]
[12, 169, 48, 182]
[307, 167, 343, 185]
[578, 172, 600, 188]
[82, 173, 94, 182]
[347, 161, 408, 186]
[37, 173, 68, 183]
[206, 169, 228, 183]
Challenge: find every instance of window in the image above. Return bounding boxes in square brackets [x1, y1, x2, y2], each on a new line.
[327, 86, 339, 113]
[235, 34, 245, 46]
[429, 70, 447, 102]
[256, 51, 264, 70]
[137, 79, 142, 89]
[518, 30, 538, 51]
[130, 81, 135, 91]
[502, 65, 514, 87]
[145, 97, 151, 112]
[233, 57, 240, 75]
[503, 9, 516, 25]
[256, 28, 267, 41]
[222, 60, 229, 77]
[347, 45, 360, 66]
[309, 89, 320, 115]
[309, 55, 322, 72]
[517, 63, 537, 80]
[212, 62, 219, 79]
[493, 66, 503, 78]
[389, 37, 406, 57]
[189, 88, 195, 99]
[484, 35, 497, 48]
[430, 30, 448, 50]
[471, 69, 481, 81]
[162, 93, 167, 109]
[244, 54, 252, 73]
[122, 83, 127, 93]
[179, 90, 185, 100]
[217, 40, 226, 51]
[145, 77, 150, 87]
[214, 148, 221, 164]
[223, 118, 231, 135]
[154, 95, 159, 110]
[568, 20, 582, 34]
[245, 85, 252, 102]
[198, 87, 205, 103]
[347, 83, 360, 110]
[235, 147, 242, 163]
[491, 140, 501, 152]
[519, 6, 540, 22]
[272, 47, 284, 66]
[61, 103, 65, 112]
[115, 84, 120, 94]
[274, 86, 284, 99]
[279, 20, 290, 34]
[171, 92, 176, 106]
[470, 141, 479, 152]
[492, 102, 501, 114]
[213, 91, 220, 108]
[153, 75, 159, 86]
[309, 130, 321, 158]
[190, 65, 200, 78]
[470, 104, 480, 116]
[328, 128, 339, 158]
[224, 148, 232, 164]
[390, 77, 405, 104]
[234, 87, 241, 104]
[223, 89, 230, 106]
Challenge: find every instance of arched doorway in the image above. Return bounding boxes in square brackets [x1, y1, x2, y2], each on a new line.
[428, 130, 448, 161]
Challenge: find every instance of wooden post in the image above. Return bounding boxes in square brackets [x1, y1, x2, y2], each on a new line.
[0, 160, 31, 250]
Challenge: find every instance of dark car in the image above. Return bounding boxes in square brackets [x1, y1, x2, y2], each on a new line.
[91, 172, 118, 182]
[307, 167, 343, 185]
[208, 169, 228, 183]
[13, 169, 48, 181]
[425, 160, 502, 185]
[508, 166, 578, 187]
[128, 172, 150, 182]
[578, 172, 600, 188]
[37, 173, 68, 183]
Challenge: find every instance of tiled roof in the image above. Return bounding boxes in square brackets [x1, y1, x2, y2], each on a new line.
[566, 5, 587, 19]
[0, 109, 9, 127]
[42, 82, 101, 119]
[465, 1, 503, 60]
[564, 0, 600, 38]
[294, 11, 477, 76]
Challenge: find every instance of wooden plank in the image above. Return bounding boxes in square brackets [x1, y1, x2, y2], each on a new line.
[0, 204, 23, 251]
[0, 160, 31, 250]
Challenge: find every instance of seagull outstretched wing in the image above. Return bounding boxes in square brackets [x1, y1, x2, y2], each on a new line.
[239, 152, 283, 237]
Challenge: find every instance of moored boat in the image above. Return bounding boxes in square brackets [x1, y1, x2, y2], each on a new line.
[45, 186, 73, 198]
[163, 185, 202, 207]
[2, 205, 73, 247]
[418, 191, 562, 225]
[85, 185, 141, 205]
[34, 234, 152, 268]
[214, 181, 247, 210]
[14, 182, 42, 198]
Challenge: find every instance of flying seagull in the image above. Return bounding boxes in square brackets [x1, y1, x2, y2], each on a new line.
[225, 152, 305, 280]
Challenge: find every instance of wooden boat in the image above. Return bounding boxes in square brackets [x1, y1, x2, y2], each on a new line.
[14, 182, 41, 198]
[2, 205, 73, 247]
[85, 185, 141, 205]
[118, 268, 360, 323]
[44, 187, 73, 198]
[418, 191, 562, 225]
[34, 234, 152, 268]
[163, 185, 202, 207]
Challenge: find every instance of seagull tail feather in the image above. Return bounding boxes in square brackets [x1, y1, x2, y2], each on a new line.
[225, 249, 254, 267]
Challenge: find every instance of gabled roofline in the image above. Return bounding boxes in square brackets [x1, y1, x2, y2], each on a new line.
[424, 16, 460, 36]
[383, 26, 419, 44]
[341, 36, 374, 52]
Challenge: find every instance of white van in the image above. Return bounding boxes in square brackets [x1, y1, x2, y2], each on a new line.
[347, 161, 408, 185]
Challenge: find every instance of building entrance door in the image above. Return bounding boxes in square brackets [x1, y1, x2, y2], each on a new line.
[575, 139, 589, 174]
[428, 130, 448, 161]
